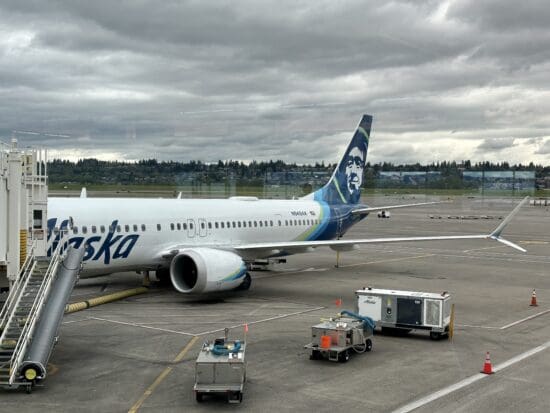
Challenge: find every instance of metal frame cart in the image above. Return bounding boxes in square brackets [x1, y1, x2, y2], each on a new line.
[304, 311, 375, 363]
[194, 334, 246, 403]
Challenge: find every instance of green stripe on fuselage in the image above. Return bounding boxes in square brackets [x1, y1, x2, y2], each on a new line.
[294, 202, 325, 241]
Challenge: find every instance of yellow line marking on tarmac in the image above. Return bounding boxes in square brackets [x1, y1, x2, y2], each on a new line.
[338, 254, 435, 268]
[47, 363, 59, 377]
[128, 336, 199, 413]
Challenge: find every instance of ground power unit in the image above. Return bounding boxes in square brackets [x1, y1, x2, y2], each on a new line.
[356, 287, 452, 339]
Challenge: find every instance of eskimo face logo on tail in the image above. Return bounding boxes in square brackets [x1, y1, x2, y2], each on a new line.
[47, 218, 139, 264]
[344, 145, 366, 195]
[331, 115, 371, 204]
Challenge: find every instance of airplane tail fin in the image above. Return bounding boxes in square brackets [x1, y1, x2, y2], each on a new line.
[306, 114, 372, 205]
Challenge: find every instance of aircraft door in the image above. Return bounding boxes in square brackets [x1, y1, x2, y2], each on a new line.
[198, 218, 207, 237]
[187, 219, 196, 238]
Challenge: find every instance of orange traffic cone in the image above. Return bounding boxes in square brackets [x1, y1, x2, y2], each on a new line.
[481, 351, 494, 375]
[530, 289, 538, 307]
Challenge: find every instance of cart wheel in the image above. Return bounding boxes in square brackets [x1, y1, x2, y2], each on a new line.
[196, 392, 203, 403]
[339, 350, 350, 363]
[365, 338, 373, 352]
[310, 350, 320, 360]
[430, 331, 441, 341]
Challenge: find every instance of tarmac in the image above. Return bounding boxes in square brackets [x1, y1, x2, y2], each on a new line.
[1, 195, 549, 412]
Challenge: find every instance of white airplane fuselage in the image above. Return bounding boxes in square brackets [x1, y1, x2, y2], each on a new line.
[47, 197, 342, 277]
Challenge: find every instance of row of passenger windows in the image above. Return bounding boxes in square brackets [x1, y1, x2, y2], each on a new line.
[169, 218, 319, 231]
[50, 218, 320, 235]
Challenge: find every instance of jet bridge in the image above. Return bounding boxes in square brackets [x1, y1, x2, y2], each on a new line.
[0, 139, 84, 391]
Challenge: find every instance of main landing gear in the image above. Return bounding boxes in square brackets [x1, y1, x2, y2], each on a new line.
[235, 273, 252, 291]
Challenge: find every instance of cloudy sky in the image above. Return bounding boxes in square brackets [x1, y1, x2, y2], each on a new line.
[1, 0, 549, 165]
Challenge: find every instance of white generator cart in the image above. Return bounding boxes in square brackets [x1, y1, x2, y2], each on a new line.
[356, 287, 452, 340]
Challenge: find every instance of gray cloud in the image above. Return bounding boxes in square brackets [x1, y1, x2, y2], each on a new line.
[535, 139, 550, 155]
[0, 0, 549, 165]
[477, 137, 516, 152]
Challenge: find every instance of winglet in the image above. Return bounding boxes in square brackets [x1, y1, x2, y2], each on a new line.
[488, 196, 529, 252]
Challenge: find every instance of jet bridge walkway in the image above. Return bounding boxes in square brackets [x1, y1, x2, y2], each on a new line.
[0, 243, 84, 392]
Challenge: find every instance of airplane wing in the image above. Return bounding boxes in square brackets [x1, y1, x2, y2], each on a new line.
[351, 201, 445, 215]
[233, 196, 529, 259]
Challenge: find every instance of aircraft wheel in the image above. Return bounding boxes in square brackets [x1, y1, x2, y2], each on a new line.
[236, 273, 252, 291]
[156, 268, 171, 286]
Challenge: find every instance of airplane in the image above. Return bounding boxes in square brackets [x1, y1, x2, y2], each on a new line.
[46, 114, 528, 295]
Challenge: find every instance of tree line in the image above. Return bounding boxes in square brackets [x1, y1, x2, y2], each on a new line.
[47, 158, 549, 188]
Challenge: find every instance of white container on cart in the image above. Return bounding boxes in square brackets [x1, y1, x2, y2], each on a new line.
[356, 287, 452, 340]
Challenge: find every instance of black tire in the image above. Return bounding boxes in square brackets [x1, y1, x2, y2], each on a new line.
[235, 273, 252, 291]
[196, 392, 203, 403]
[156, 268, 171, 286]
[338, 350, 350, 363]
[365, 338, 373, 352]
[430, 331, 441, 341]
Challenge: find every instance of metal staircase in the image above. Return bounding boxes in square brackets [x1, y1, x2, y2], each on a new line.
[0, 242, 65, 389]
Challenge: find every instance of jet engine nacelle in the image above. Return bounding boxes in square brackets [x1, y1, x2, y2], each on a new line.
[169, 248, 248, 294]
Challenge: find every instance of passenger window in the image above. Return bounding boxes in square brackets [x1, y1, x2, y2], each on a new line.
[221, 222, 225, 229]
[190, 223, 194, 229]
[183, 223, 187, 230]
[208, 222, 212, 229]
[170, 223, 175, 231]
[157, 224, 161, 231]
[91, 226, 97, 234]
[73, 227, 78, 234]
[215, 222, 219, 229]
[254, 221, 257, 227]
[177, 223, 181, 230]
[270, 220, 273, 226]
[259, 221, 263, 227]
[82, 226, 88, 234]
[117, 225, 122, 232]
[201, 222, 205, 229]
[142, 224, 146, 231]
[238, 222, 241, 228]
[278, 220, 281, 226]
[232, 222, 236, 228]
[133, 224, 138, 232]
[125, 225, 130, 232]
[227, 221, 230, 228]
[100, 225, 105, 233]
[243, 221, 246, 228]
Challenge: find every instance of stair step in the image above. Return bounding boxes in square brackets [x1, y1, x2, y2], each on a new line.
[0, 341, 17, 349]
